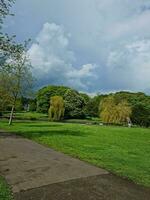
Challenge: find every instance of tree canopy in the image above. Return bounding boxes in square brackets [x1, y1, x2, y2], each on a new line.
[36, 86, 87, 119]
[64, 89, 86, 119]
[100, 96, 132, 125]
[36, 86, 150, 127]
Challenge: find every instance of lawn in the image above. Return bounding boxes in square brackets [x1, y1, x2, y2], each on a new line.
[0, 120, 150, 187]
[2, 111, 48, 121]
[0, 176, 13, 200]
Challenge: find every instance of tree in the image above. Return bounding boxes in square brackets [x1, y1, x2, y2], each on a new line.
[112, 91, 150, 127]
[100, 96, 116, 123]
[36, 85, 70, 113]
[48, 96, 65, 121]
[0, 42, 33, 125]
[36, 86, 87, 119]
[116, 100, 132, 124]
[131, 103, 150, 127]
[64, 89, 85, 119]
[85, 94, 107, 117]
[100, 96, 132, 125]
[29, 99, 37, 111]
[0, 0, 34, 122]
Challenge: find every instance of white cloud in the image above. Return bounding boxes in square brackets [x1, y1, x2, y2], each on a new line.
[11, 0, 150, 93]
[28, 22, 98, 91]
[107, 39, 150, 91]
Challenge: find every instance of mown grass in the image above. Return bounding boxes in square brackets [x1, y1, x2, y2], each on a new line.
[2, 112, 48, 121]
[0, 120, 150, 187]
[0, 176, 13, 200]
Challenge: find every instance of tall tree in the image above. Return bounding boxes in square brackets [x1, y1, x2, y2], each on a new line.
[0, 1, 33, 124]
[64, 89, 85, 119]
[100, 96, 132, 125]
[49, 96, 65, 121]
[10, 45, 32, 125]
[0, 41, 33, 125]
[36, 85, 70, 113]
[117, 100, 132, 124]
[99, 96, 116, 123]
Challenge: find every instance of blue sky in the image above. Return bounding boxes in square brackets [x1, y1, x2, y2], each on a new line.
[4, 0, 150, 94]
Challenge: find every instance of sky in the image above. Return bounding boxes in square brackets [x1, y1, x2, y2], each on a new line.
[3, 0, 150, 94]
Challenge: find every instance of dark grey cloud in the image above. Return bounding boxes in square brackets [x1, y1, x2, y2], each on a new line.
[4, 0, 150, 94]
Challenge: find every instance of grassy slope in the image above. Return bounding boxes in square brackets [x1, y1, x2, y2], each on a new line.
[0, 120, 150, 187]
[0, 177, 13, 200]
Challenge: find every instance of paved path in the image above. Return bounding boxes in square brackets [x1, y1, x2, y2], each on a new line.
[0, 131, 150, 200]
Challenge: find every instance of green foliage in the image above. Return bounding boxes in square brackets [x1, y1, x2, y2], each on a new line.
[96, 91, 150, 127]
[36, 86, 86, 119]
[85, 94, 107, 117]
[0, 0, 33, 125]
[113, 92, 150, 127]
[1, 121, 150, 187]
[29, 99, 37, 112]
[100, 96, 132, 125]
[15, 99, 24, 111]
[0, 73, 12, 111]
[131, 103, 150, 127]
[0, 0, 21, 71]
[36, 86, 150, 127]
[36, 85, 69, 113]
[64, 89, 85, 119]
[48, 96, 65, 121]
[79, 93, 90, 104]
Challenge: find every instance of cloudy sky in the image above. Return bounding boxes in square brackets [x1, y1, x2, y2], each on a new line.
[4, 0, 150, 94]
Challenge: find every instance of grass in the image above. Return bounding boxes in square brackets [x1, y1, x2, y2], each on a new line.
[2, 112, 100, 124]
[2, 112, 48, 121]
[0, 120, 150, 187]
[0, 176, 13, 200]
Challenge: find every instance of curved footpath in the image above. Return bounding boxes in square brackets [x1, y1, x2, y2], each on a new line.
[0, 131, 150, 200]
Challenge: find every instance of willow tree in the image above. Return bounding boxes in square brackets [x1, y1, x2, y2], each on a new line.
[49, 96, 65, 121]
[100, 96, 132, 125]
[116, 100, 132, 124]
[99, 96, 116, 123]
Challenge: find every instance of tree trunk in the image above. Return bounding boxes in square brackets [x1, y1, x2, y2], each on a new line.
[9, 105, 15, 125]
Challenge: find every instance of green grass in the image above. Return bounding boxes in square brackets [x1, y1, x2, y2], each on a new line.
[2, 112, 48, 121]
[0, 176, 13, 200]
[0, 120, 150, 187]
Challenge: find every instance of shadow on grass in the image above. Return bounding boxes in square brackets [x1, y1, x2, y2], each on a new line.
[14, 129, 87, 139]
[26, 124, 63, 128]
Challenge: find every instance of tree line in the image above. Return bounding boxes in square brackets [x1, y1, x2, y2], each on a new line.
[2, 85, 149, 127]
[34, 86, 150, 127]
